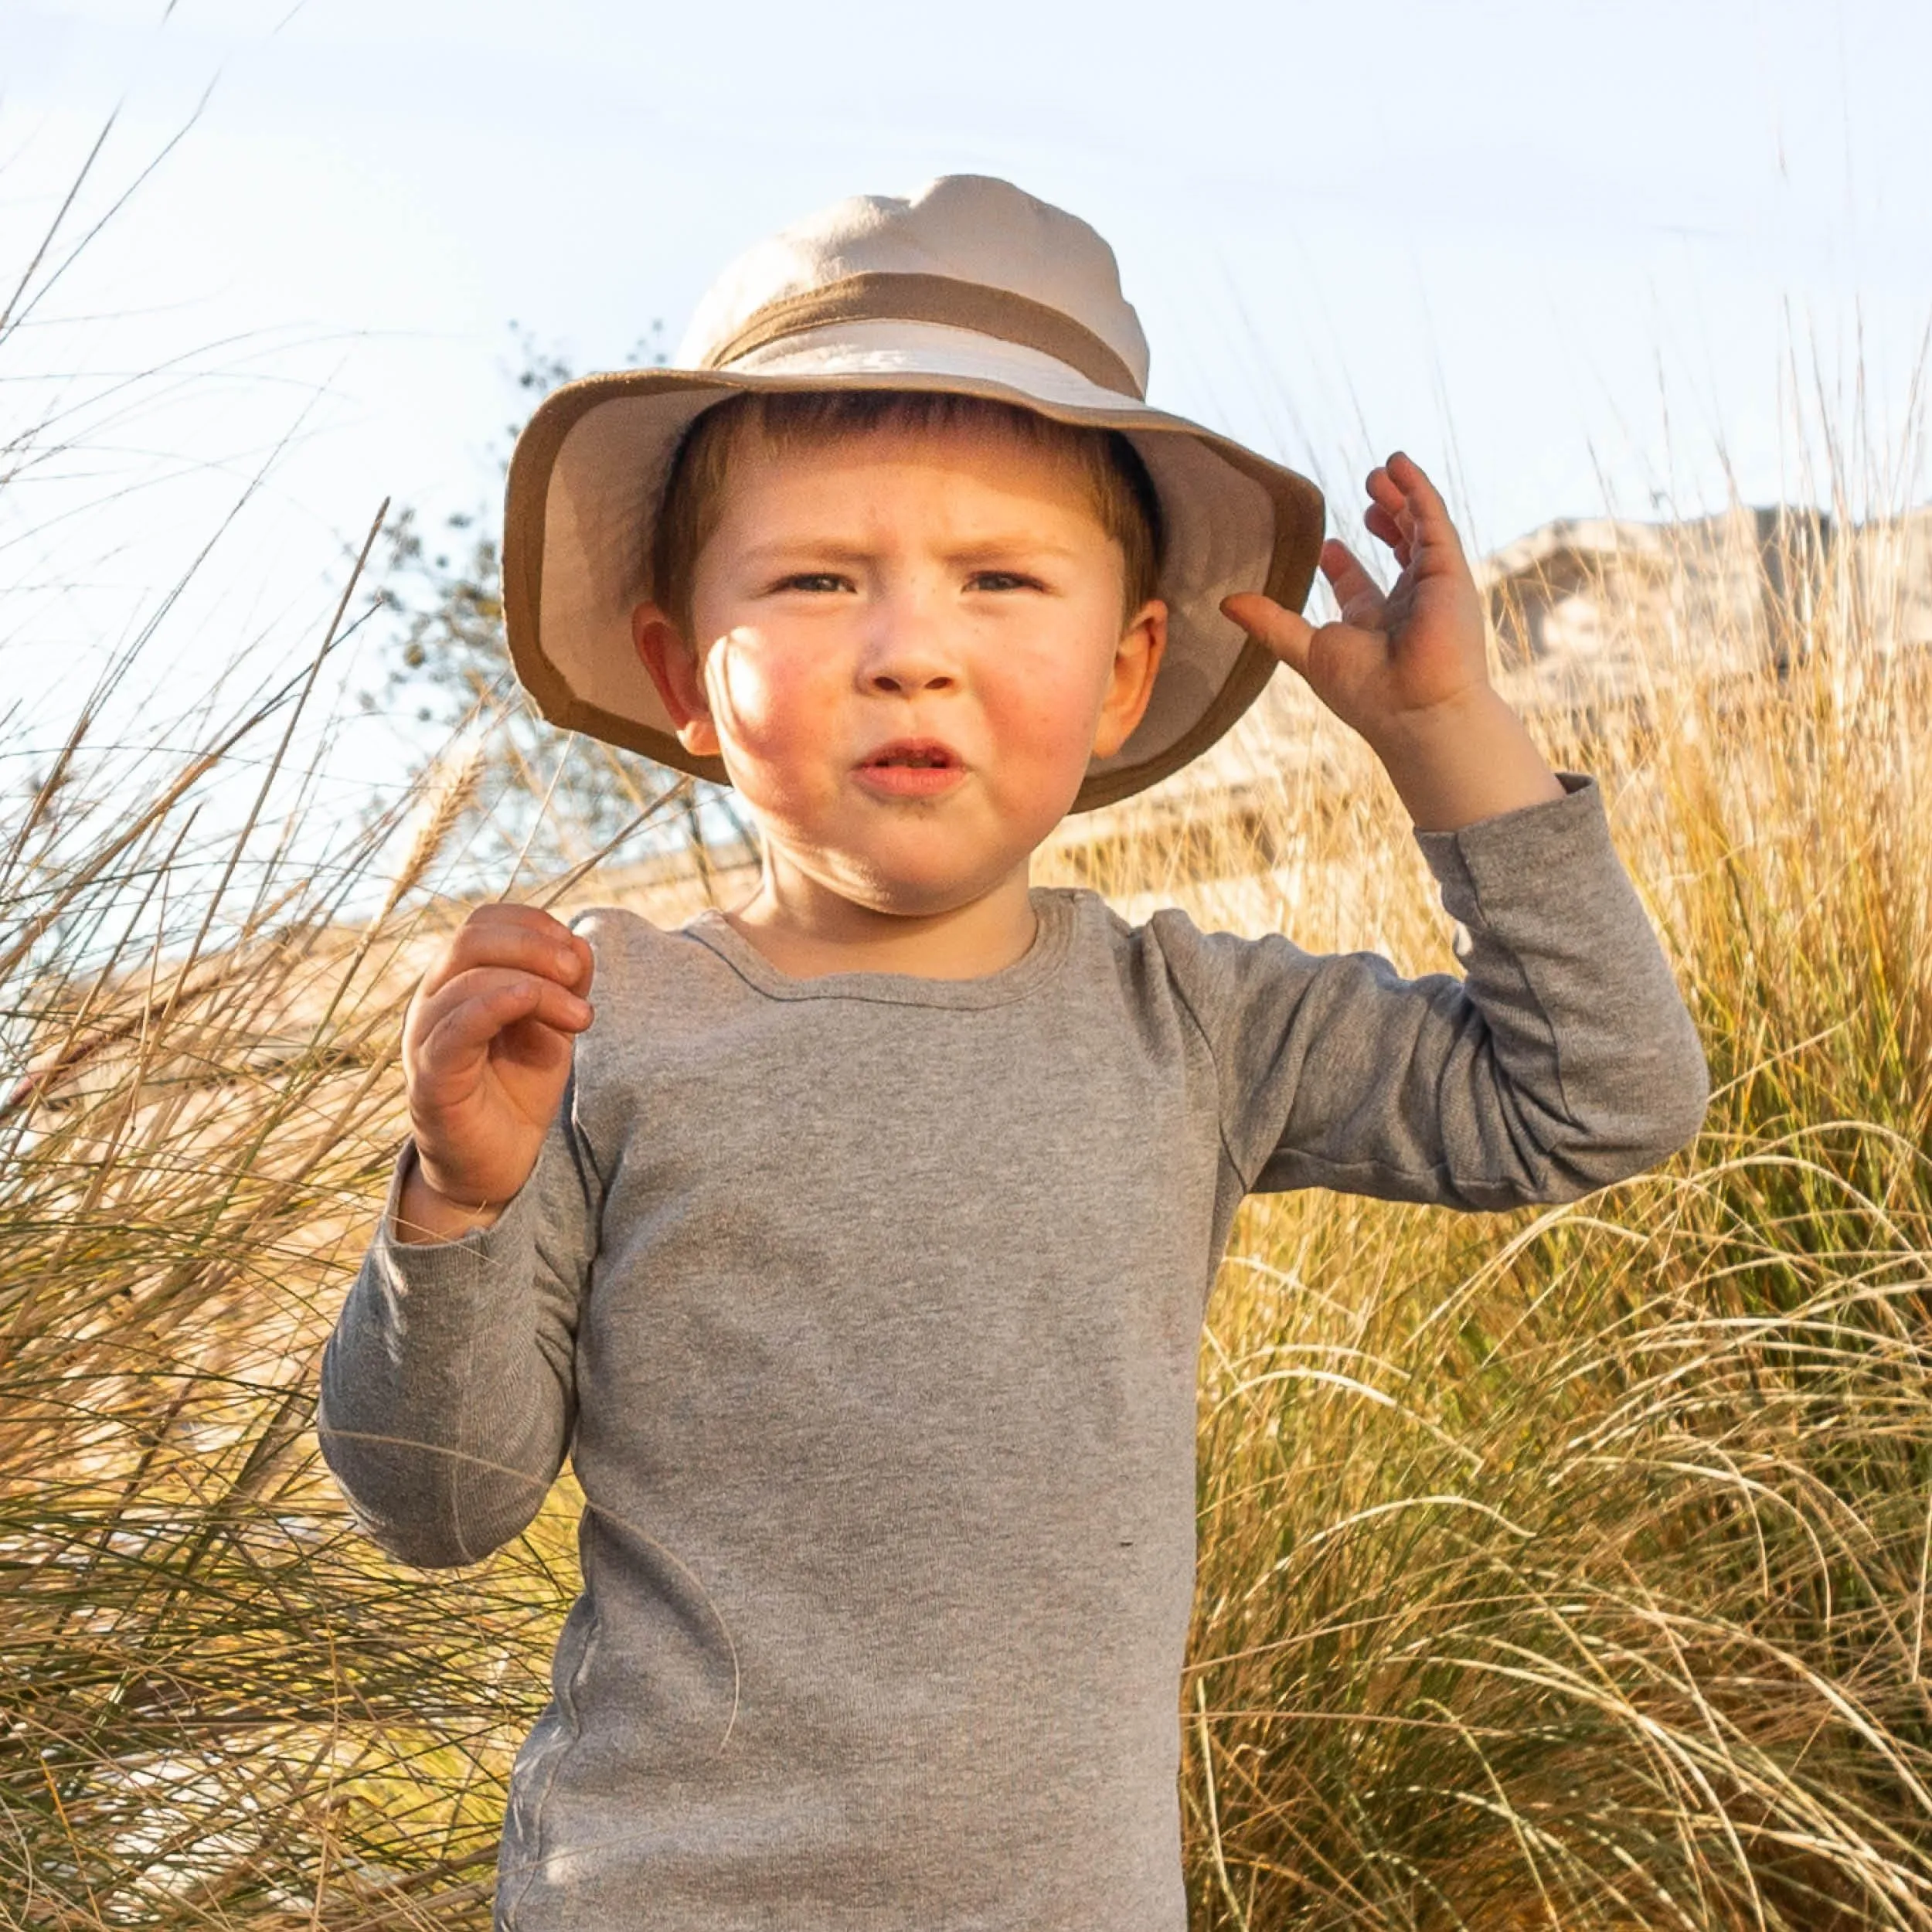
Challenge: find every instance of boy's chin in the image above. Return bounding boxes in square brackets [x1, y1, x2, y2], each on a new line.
[808, 844, 1035, 920]
[843, 867, 1022, 919]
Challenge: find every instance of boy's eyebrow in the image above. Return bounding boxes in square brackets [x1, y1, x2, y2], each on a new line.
[947, 539, 1086, 564]
[739, 537, 1088, 566]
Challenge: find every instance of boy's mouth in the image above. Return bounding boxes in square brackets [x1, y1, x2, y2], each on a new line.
[854, 737, 967, 799]
[869, 738, 966, 769]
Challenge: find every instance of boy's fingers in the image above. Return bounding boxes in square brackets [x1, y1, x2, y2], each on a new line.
[413, 968, 594, 1069]
[1363, 502, 1405, 556]
[468, 901, 573, 939]
[1383, 448, 1437, 501]
[479, 902, 592, 968]
[1382, 451, 1467, 563]
[458, 920, 592, 990]
[1319, 540, 1389, 631]
[424, 910, 593, 1000]
[1220, 592, 1313, 676]
[1365, 465, 1412, 536]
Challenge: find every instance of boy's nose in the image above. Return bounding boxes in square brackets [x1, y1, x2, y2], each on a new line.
[865, 659, 957, 695]
[858, 602, 960, 696]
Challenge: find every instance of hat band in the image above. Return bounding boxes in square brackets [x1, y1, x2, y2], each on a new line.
[699, 272, 1145, 401]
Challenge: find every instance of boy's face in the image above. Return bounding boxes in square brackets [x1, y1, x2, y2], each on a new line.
[632, 414, 1167, 920]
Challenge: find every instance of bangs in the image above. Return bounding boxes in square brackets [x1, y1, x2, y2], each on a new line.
[650, 388, 1166, 638]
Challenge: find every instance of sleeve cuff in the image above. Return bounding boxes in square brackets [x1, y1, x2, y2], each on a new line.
[371, 1138, 543, 1282]
[1410, 771, 1611, 922]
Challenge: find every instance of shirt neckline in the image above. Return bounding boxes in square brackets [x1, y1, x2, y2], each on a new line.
[679, 886, 1077, 1009]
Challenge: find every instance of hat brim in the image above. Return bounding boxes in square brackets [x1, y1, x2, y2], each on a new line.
[502, 321, 1324, 813]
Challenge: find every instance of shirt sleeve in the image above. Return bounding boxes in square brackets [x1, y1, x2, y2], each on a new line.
[315, 1075, 601, 1568]
[1151, 770, 1709, 1209]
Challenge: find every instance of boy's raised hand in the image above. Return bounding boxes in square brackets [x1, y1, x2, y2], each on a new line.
[1223, 451, 1563, 832]
[394, 904, 595, 1243]
[1223, 451, 1487, 747]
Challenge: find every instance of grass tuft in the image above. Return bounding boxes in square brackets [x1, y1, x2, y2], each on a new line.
[7, 171, 1932, 1915]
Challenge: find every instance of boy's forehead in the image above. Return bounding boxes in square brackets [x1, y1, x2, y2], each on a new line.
[737, 403, 1066, 464]
[719, 410, 1108, 514]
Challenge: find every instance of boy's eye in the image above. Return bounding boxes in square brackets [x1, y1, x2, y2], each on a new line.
[968, 571, 1045, 593]
[773, 572, 853, 594]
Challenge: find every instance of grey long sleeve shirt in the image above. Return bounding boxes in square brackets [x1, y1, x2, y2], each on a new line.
[317, 770, 1709, 1932]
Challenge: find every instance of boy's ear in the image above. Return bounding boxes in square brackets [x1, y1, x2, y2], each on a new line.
[1090, 599, 1168, 761]
[631, 603, 721, 760]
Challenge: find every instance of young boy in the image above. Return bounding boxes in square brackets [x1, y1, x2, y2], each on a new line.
[318, 176, 1708, 1930]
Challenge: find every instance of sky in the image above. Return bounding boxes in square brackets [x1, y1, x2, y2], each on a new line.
[4, 0, 1929, 776]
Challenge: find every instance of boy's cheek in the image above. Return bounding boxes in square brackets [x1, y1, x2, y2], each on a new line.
[706, 654, 848, 791]
[981, 657, 1108, 769]
[703, 638, 802, 749]
[711, 713, 818, 798]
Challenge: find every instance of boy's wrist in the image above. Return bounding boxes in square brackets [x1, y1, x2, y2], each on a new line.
[1369, 685, 1566, 833]
[392, 1148, 508, 1247]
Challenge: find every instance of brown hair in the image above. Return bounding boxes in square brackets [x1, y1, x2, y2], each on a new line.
[649, 389, 1165, 642]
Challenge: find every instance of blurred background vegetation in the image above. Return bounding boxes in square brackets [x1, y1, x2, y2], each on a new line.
[365, 319, 757, 883]
[6, 126, 1932, 1932]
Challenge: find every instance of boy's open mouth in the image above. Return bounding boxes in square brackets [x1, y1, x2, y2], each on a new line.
[859, 738, 962, 770]
[855, 738, 967, 798]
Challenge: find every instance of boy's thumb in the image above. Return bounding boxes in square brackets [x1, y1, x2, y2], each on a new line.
[1221, 593, 1313, 680]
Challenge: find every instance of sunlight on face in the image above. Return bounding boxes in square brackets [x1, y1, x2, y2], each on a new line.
[678, 416, 1165, 916]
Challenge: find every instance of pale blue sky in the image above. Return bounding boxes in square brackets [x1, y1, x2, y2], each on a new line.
[5, 0, 1928, 753]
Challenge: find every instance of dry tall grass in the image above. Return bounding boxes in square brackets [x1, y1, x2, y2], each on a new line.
[7, 397, 1932, 1924]
[1095, 518, 1932, 1930]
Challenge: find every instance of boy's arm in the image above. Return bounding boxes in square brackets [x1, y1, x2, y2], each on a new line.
[1160, 770, 1708, 1207]
[1195, 451, 1708, 1206]
[315, 1084, 600, 1568]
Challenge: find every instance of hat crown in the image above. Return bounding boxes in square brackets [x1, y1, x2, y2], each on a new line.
[678, 175, 1151, 395]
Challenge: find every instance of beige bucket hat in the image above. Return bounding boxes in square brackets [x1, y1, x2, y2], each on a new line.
[502, 174, 1325, 812]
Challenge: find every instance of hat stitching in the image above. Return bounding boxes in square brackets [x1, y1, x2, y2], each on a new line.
[702, 271, 1144, 402]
